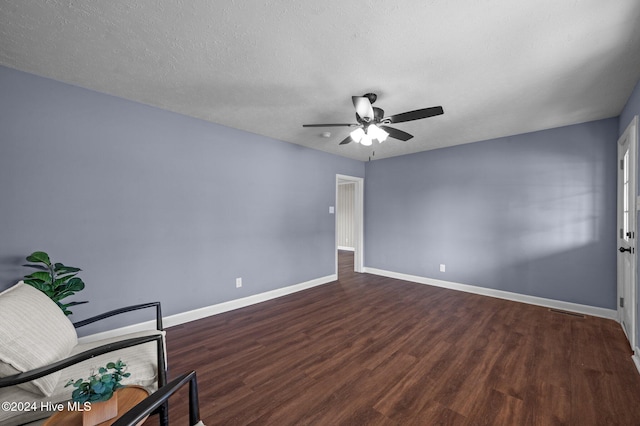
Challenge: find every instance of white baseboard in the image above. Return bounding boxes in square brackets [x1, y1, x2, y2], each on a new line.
[337, 246, 355, 251]
[363, 267, 618, 320]
[79, 268, 618, 343]
[78, 274, 337, 343]
[633, 348, 640, 375]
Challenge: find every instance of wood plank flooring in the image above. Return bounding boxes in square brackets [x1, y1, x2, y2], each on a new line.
[147, 251, 640, 425]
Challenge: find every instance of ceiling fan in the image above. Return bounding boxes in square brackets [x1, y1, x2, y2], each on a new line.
[303, 93, 443, 146]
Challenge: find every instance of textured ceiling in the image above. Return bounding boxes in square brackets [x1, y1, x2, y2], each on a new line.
[1, 1, 640, 161]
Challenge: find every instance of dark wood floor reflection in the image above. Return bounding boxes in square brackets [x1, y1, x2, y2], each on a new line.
[149, 251, 640, 425]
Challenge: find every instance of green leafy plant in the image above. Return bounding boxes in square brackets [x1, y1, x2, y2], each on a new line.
[23, 251, 87, 315]
[65, 360, 131, 403]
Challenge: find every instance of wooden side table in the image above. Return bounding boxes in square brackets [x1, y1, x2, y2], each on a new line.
[43, 386, 150, 426]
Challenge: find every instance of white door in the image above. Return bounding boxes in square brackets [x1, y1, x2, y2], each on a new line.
[618, 116, 638, 350]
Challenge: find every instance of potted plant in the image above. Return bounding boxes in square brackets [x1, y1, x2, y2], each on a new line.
[65, 360, 130, 425]
[22, 251, 87, 315]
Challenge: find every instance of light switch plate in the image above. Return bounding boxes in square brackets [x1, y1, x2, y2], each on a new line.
[329, 206, 335, 214]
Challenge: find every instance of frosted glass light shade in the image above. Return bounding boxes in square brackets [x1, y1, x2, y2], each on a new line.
[350, 128, 365, 143]
[367, 124, 389, 142]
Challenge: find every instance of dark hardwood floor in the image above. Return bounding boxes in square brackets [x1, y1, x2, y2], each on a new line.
[149, 251, 640, 425]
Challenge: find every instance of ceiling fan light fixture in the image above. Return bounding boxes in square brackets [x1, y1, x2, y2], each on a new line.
[368, 124, 389, 142]
[350, 127, 365, 143]
[360, 133, 373, 146]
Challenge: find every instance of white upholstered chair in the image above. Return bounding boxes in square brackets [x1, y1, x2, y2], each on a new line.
[0, 281, 167, 426]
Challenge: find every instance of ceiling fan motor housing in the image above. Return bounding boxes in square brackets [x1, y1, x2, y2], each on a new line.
[364, 93, 377, 104]
[356, 107, 385, 126]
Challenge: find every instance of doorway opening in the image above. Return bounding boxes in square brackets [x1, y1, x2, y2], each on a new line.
[336, 174, 364, 277]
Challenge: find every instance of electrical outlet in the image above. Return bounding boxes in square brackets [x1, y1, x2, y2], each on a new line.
[236, 277, 242, 288]
[439, 264, 446, 272]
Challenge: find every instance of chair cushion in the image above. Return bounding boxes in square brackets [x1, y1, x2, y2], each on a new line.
[0, 329, 163, 426]
[0, 281, 78, 396]
[70, 329, 163, 387]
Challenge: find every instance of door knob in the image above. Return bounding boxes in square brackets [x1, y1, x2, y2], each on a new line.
[619, 246, 632, 253]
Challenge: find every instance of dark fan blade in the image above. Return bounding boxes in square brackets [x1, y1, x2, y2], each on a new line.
[303, 123, 357, 127]
[352, 96, 374, 121]
[339, 135, 352, 145]
[387, 106, 444, 124]
[380, 125, 413, 141]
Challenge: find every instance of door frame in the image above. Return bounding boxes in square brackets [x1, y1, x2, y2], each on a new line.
[336, 174, 364, 273]
[617, 115, 638, 351]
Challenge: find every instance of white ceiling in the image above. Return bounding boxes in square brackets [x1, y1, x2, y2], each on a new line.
[1, 1, 640, 161]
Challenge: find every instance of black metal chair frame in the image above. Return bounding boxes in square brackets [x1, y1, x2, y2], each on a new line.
[113, 370, 201, 426]
[0, 302, 169, 426]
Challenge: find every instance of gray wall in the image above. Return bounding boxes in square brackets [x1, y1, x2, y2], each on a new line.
[364, 119, 618, 309]
[0, 66, 364, 334]
[619, 76, 640, 346]
[0, 62, 633, 336]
